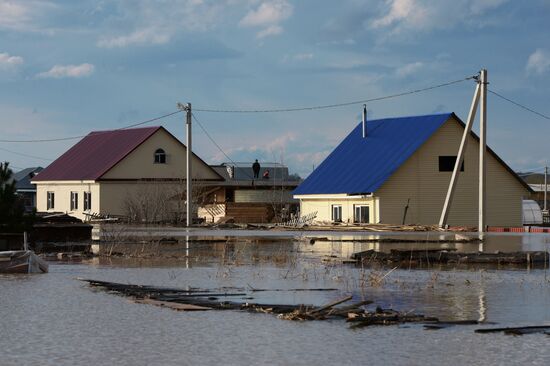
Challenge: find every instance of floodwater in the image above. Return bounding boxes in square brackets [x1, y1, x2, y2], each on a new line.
[2, 236, 550, 366]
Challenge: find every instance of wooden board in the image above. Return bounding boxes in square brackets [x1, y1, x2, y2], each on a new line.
[133, 299, 212, 311]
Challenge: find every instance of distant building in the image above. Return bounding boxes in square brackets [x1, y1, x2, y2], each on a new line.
[12, 167, 43, 212]
[198, 162, 301, 223]
[32, 126, 223, 222]
[293, 113, 532, 227]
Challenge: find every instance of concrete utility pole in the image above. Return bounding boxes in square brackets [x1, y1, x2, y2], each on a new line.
[479, 69, 488, 233]
[439, 80, 481, 227]
[439, 69, 488, 233]
[177, 102, 192, 227]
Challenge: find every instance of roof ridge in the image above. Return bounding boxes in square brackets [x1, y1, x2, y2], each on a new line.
[89, 125, 161, 134]
[362, 112, 452, 123]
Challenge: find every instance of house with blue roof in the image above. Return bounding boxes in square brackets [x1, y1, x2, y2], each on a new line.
[293, 113, 532, 227]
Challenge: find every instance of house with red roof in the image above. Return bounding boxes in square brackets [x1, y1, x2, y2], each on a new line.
[32, 126, 223, 222]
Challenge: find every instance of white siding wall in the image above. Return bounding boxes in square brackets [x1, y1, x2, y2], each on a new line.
[299, 196, 379, 224]
[35, 182, 100, 221]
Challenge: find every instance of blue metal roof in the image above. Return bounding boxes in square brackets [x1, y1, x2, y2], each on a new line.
[293, 113, 453, 195]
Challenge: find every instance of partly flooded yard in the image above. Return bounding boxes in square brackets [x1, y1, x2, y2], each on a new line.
[1, 233, 550, 365]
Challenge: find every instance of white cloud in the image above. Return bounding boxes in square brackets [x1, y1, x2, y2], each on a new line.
[293, 53, 314, 61]
[37, 63, 95, 79]
[0, 52, 23, 68]
[395, 61, 423, 78]
[239, 0, 293, 38]
[282, 53, 314, 63]
[526, 49, 550, 75]
[96, 0, 235, 48]
[240, 0, 292, 27]
[371, 0, 420, 29]
[0, 0, 57, 32]
[97, 28, 170, 48]
[256, 24, 283, 38]
[371, 0, 509, 33]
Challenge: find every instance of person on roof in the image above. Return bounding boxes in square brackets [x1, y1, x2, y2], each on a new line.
[252, 159, 261, 179]
[262, 169, 270, 179]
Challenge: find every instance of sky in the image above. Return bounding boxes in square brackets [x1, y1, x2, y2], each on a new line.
[0, 0, 549, 178]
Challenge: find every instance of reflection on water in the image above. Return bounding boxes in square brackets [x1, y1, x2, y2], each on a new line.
[1, 236, 550, 366]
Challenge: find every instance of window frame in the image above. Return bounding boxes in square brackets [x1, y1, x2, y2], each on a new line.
[154, 148, 166, 164]
[83, 192, 92, 211]
[331, 204, 342, 223]
[353, 205, 370, 224]
[47, 191, 55, 210]
[439, 156, 464, 172]
[70, 191, 79, 211]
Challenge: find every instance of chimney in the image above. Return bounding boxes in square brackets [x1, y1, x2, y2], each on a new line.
[362, 104, 367, 138]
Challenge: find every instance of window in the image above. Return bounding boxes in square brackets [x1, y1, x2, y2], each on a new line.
[439, 156, 464, 172]
[47, 191, 55, 210]
[354, 205, 370, 223]
[84, 192, 92, 211]
[331, 205, 342, 222]
[70, 192, 78, 211]
[154, 148, 166, 164]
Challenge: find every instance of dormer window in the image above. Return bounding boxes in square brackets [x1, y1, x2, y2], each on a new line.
[154, 148, 166, 164]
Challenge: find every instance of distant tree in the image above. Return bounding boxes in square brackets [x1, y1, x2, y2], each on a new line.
[0, 162, 33, 233]
[288, 173, 302, 181]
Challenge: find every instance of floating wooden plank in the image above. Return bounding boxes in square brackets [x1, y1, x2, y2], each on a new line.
[475, 325, 550, 335]
[133, 299, 212, 311]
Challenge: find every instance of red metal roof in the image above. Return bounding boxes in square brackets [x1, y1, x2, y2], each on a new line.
[33, 126, 161, 181]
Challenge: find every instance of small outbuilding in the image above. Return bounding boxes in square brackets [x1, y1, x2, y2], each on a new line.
[293, 113, 532, 227]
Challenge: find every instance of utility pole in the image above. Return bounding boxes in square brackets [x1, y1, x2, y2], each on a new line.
[177, 102, 192, 227]
[544, 166, 548, 212]
[479, 69, 487, 233]
[439, 79, 481, 227]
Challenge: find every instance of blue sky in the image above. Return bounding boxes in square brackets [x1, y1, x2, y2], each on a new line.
[1, 0, 549, 177]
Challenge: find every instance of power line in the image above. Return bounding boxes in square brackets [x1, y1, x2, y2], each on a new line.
[194, 76, 477, 113]
[191, 112, 255, 180]
[0, 110, 183, 143]
[489, 89, 550, 120]
[0, 146, 53, 162]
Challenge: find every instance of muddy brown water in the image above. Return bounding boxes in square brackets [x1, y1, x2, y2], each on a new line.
[1, 235, 550, 366]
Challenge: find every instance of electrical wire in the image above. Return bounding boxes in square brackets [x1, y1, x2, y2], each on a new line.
[0, 110, 183, 143]
[0, 146, 53, 162]
[191, 112, 256, 180]
[489, 89, 550, 121]
[194, 76, 477, 113]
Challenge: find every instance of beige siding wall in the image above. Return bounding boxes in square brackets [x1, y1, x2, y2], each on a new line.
[376, 117, 530, 227]
[299, 196, 379, 224]
[99, 181, 184, 218]
[36, 182, 100, 221]
[234, 189, 296, 203]
[101, 128, 220, 180]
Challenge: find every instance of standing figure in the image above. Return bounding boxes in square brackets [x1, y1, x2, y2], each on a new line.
[252, 159, 261, 179]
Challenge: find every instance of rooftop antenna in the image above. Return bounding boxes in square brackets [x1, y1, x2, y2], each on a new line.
[362, 104, 367, 138]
